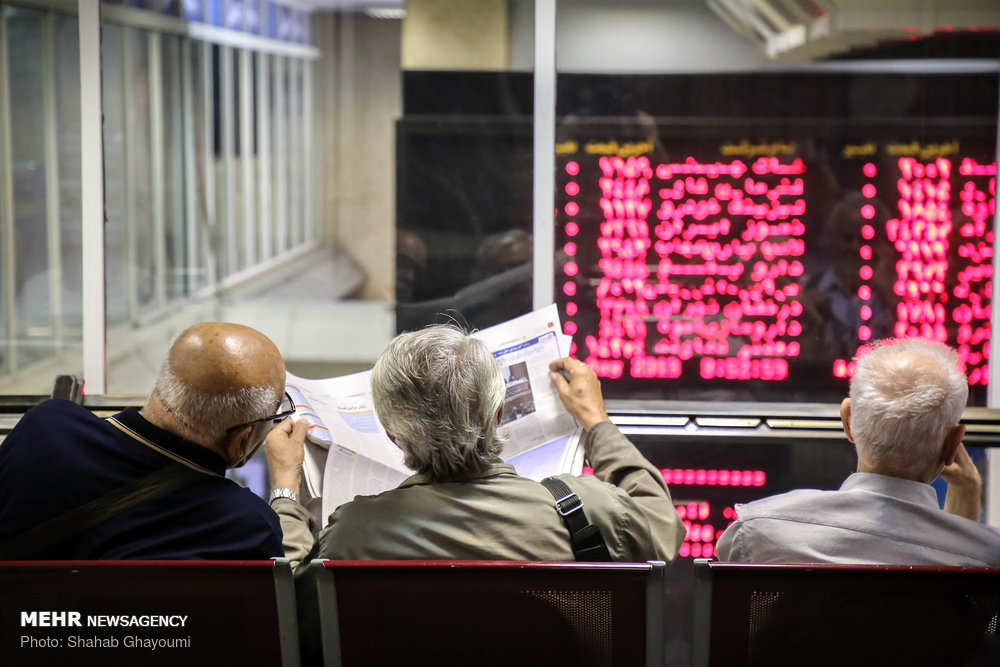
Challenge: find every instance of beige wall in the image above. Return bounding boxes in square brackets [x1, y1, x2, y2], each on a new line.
[315, 13, 402, 301]
[402, 0, 510, 70]
[314, 1, 513, 302]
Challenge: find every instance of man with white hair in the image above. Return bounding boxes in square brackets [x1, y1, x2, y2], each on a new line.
[268, 325, 685, 563]
[717, 337, 1000, 565]
[0, 322, 292, 559]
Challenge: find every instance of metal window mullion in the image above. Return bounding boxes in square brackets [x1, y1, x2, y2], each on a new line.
[122, 28, 139, 322]
[239, 47, 255, 266]
[273, 55, 286, 254]
[200, 40, 217, 287]
[221, 44, 235, 276]
[181, 37, 198, 295]
[79, 0, 106, 393]
[295, 56, 306, 246]
[296, 57, 306, 245]
[257, 51, 272, 260]
[0, 9, 17, 375]
[165, 37, 185, 301]
[303, 57, 314, 242]
[532, 0, 556, 310]
[148, 30, 166, 309]
[42, 11, 64, 352]
[288, 57, 301, 248]
[987, 74, 1000, 525]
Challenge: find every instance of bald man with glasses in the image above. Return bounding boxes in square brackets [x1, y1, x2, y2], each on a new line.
[0, 322, 296, 560]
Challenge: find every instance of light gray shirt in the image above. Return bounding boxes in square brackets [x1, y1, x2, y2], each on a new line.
[716, 472, 1000, 566]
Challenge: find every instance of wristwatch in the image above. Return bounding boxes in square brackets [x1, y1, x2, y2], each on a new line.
[269, 487, 298, 504]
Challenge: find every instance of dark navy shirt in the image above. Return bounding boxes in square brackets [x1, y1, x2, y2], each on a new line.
[0, 399, 282, 559]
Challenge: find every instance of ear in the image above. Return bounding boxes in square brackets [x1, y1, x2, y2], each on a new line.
[941, 424, 966, 466]
[496, 407, 504, 426]
[840, 398, 854, 443]
[223, 425, 254, 466]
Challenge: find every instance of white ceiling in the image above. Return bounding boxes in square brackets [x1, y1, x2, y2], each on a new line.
[708, 0, 1000, 60]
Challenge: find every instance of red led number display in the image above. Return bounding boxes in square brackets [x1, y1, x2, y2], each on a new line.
[558, 142, 996, 392]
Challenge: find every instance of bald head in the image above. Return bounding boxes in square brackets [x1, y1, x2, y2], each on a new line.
[167, 322, 285, 398]
[148, 323, 286, 451]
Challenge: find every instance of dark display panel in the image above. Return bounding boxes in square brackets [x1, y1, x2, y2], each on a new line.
[396, 72, 535, 333]
[395, 118, 533, 331]
[397, 70, 998, 404]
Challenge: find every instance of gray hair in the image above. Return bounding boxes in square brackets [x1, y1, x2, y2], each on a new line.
[152, 361, 277, 443]
[849, 338, 968, 476]
[371, 325, 507, 480]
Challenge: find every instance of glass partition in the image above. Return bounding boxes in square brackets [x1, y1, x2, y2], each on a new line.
[553, 70, 997, 404]
[0, 1, 410, 397]
[0, 7, 995, 401]
[0, 5, 84, 392]
[551, 4, 998, 406]
[394, 2, 535, 334]
[0, 0, 995, 450]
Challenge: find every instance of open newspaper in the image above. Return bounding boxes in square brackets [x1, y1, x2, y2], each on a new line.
[285, 305, 583, 525]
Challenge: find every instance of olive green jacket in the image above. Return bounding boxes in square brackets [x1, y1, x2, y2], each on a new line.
[275, 422, 684, 567]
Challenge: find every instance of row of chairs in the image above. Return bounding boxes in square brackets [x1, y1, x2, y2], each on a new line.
[2, 558, 999, 666]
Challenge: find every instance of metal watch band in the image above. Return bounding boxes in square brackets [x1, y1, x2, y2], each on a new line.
[268, 487, 298, 503]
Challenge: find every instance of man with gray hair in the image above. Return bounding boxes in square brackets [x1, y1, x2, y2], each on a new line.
[0, 322, 292, 559]
[268, 325, 685, 563]
[717, 337, 1000, 564]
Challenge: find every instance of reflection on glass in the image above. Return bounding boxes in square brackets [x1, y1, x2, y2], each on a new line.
[55, 13, 83, 360]
[189, 40, 210, 294]
[2, 10, 324, 395]
[128, 28, 156, 311]
[8, 9, 50, 368]
[394, 72, 534, 333]
[272, 55, 287, 255]
[289, 58, 302, 248]
[162, 34, 186, 301]
[231, 46, 244, 274]
[0, 8, 83, 390]
[551, 72, 996, 405]
[102, 23, 129, 326]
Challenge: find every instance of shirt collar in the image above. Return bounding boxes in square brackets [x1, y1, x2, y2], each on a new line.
[397, 460, 516, 488]
[113, 406, 229, 476]
[840, 471, 940, 508]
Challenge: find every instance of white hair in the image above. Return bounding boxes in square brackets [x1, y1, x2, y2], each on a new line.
[849, 338, 968, 476]
[371, 325, 507, 481]
[152, 362, 277, 443]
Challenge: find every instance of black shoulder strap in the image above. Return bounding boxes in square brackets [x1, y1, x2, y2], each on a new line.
[540, 477, 612, 562]
[0, 464, 204, 560]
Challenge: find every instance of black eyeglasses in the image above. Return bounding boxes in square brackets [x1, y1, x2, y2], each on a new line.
[225, 392, 296, 433]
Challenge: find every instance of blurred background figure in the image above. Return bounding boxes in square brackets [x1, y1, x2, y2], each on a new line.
[799, 193, 895, 360]
[394, 228, 534, 332]
[395, 228, 429, 304]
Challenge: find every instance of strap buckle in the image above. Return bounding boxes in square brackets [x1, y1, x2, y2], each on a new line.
[554, 492, 584, 517]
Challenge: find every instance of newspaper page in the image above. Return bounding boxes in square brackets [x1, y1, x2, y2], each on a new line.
[284, 372, 409, 523]
[284, 305, 582, 525]
[473, 305, 583, 480]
